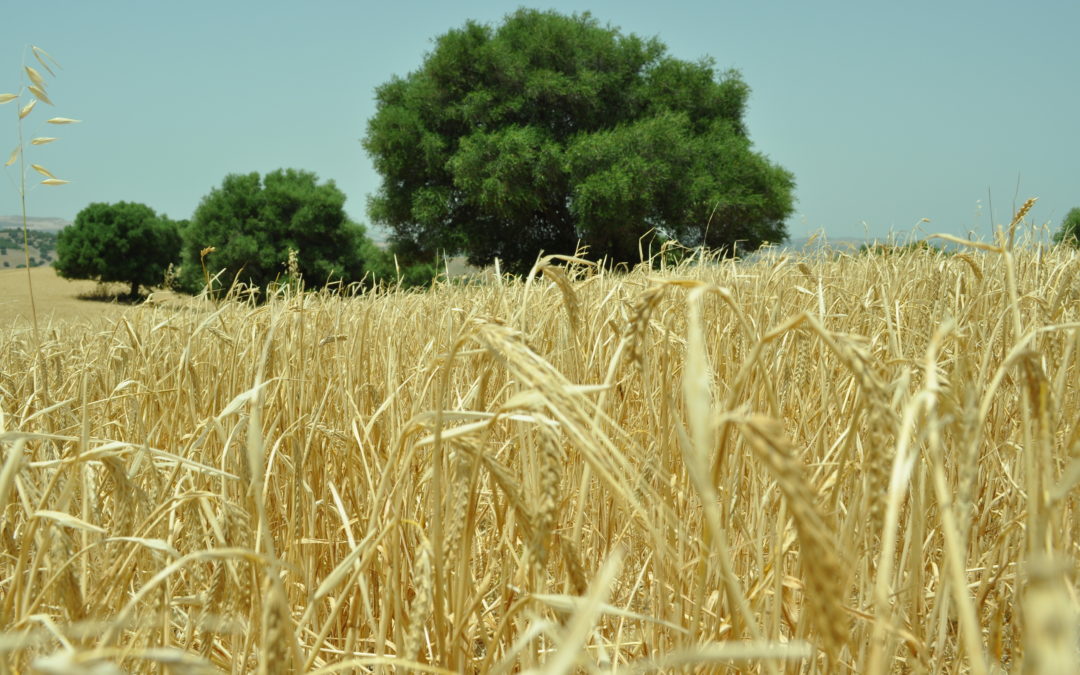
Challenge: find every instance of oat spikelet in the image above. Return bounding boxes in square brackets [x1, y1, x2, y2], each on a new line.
[31, 163, 56, 178]
[28, 85, 52, 106]
[24, 66, 46, 89]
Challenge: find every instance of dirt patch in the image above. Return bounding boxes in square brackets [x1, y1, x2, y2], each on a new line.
[0, 266, 134, 328]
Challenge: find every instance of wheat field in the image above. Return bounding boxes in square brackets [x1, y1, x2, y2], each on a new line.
[1, 233, 1078, 673]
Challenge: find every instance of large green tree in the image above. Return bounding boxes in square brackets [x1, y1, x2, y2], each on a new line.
[180, 169, 377, 294]
[55, 201, 181, 298]
[1052, 207, 1080, 246]
[364, 9, 794, 271]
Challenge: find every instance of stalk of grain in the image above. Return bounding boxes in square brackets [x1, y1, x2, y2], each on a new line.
[538, 260, 582, 333]
[624, 284, 667, 370]
[680, 284, 770, 655]
[404, 536, 434, 663]
[0, 241, 1076, 671]
[737, 415, 848, 663]
[1022, 555, 1079, 673]
[258, 574, 296, 675]
[529, 427, 563, 576]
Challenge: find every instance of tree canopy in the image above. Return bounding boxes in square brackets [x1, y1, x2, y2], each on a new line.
[180, 169, 378, 294]
[55, 201, 180, 298]
[364, 9, 795, 271]
[1053, 207, 1080, 246]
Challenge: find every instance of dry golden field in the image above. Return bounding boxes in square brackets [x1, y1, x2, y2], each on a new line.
[0, 235, 1078, 673]
[0, 266, 132, 328]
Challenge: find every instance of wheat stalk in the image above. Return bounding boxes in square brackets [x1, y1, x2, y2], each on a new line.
[0, 242, 1075, 672]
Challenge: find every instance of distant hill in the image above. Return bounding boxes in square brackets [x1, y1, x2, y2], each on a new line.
[0, 228, 58, 269]
[0, 217, 67, 268]
[0, 215, 70, 232]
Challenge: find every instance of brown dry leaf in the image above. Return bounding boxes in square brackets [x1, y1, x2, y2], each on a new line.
[31, 46, 59, 76]
[41, 178, 70, 186]
[47, 117, 80, 124]
[28, 85, 53, 105]
[31, 164, 57, 178]
[18, 99, 36, 119]
[31, 137, 57, 145]
[0, 93, 17, 104]
[24, 66, 46, 88]
[4, 147, 18, 167]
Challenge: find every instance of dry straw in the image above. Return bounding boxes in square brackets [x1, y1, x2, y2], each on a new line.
[0, 222, 1077, 672]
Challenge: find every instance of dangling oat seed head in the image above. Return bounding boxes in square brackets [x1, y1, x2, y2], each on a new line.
[31, 164, 57, 178]
[28, 85, 53, 105]
[18, 99, 36, 119]
[47, 117, 80, 124]
[31, 137, 57, 145]
[41, 178, 70, 186]
[31, 45, 60, 75]
[25, 66, 46, 89]
[4, 147, 18, 167]
[0, 93, 17, 104]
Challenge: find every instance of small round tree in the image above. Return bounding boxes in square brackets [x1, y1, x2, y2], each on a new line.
[55, 201, 180, 298]
[180, 168, 377, 294]
[1052, 207, 1080, 246]
[364, 9, 795, 272]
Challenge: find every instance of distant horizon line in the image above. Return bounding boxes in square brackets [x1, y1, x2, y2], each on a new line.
[1, 215, 1039, 248]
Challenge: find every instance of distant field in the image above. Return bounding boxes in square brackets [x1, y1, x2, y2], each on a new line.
[0, 243, 1078, 672]
[0, 265, 131, 327]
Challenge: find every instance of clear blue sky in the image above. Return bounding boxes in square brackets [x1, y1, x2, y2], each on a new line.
[3, 1, 1078, 243]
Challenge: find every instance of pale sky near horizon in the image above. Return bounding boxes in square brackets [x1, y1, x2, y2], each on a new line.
[2, 1, 1078, 244]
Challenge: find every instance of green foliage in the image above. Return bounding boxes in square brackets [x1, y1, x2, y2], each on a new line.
[55, 202, 180, 297]
[364, 8, 794, 272]
[1052, 207, 1080, 246]
[180, 169, 377, 294]
[859, 240, 943, 256]
[354, 239, 441, 288]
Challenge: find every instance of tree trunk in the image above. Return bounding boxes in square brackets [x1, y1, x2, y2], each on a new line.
[130, 279, 139, 299]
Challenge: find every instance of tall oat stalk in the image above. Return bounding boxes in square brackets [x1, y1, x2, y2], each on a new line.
[2, 46, 79, 384]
